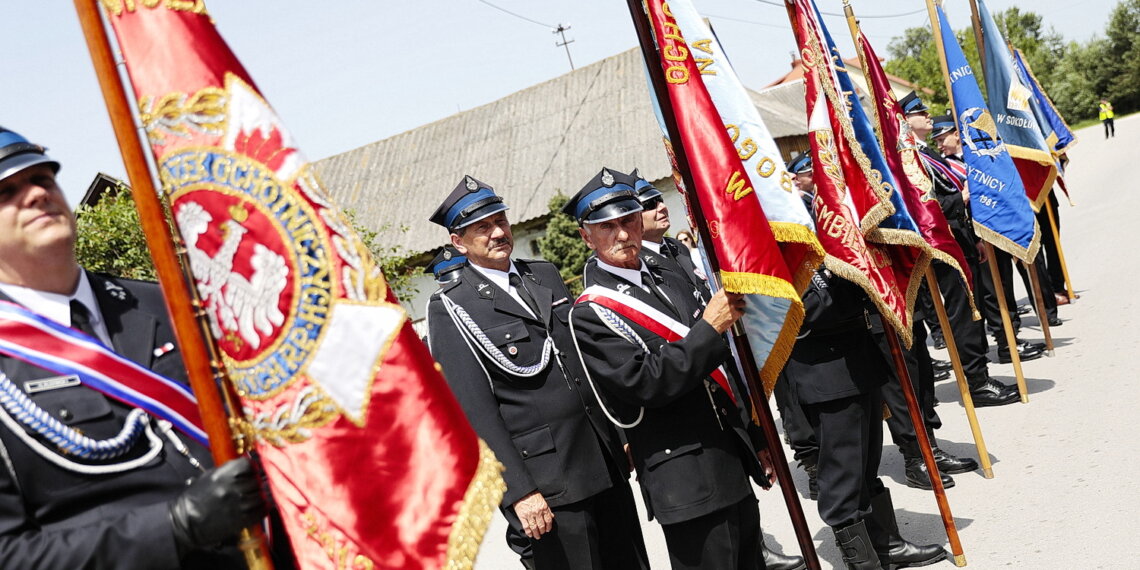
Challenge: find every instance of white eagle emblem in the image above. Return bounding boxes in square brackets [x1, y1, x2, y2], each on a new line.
[177, 200, 288, 350]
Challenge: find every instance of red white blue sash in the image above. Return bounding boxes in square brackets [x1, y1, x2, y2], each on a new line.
[920, 152, 966, 192]
[577, 286, 737, 404]
[0, 301, 207, 445]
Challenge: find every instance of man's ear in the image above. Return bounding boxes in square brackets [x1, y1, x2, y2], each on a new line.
[449, 233, 467, 255]
[578, 226, 595, 251]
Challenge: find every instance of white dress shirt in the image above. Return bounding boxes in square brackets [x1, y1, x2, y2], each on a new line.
[0, 271, 113, 346]
[469, 261, 536, 318]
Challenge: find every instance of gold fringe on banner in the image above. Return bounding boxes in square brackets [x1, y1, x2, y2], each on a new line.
[770, 221, 826, 294]
[445, 439, 506, 570]
[973, 220, 1041, 265]
[718, 270, 805, 397]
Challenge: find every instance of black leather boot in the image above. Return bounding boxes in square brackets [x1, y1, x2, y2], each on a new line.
[867, 488, 947, 568]
[760, 535, 807, 570]
[833, 520, 884, 570]
[903, 456, 953, 490]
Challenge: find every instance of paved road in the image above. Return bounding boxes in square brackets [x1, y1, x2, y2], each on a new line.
[473, 116, 1139, 569]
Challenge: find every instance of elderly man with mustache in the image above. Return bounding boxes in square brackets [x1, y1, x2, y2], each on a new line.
[564, 168, 803, 570]
[426, 176, 647, 570]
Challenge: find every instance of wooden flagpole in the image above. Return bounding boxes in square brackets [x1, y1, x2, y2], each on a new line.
[625, 1, 820, 567]
[926, 270, 994, 478]
[926, 0, 1028, 404]
[986, 245, 1030, 401]
[72, 2, 273, 567]
[881, 320, 966, 566]
[837, 2, 964, 562]
[1045, 199, 1077, 302]
[1022, 259, 1055, 354]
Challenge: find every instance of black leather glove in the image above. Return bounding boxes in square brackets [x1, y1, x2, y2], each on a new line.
[169, 457, 267, 553]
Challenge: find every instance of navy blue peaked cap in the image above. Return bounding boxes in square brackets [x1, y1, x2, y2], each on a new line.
[930, 114, 957, 139]
[787, 153, 812, 174]
[429, 175, 509, 231]
[630, 168, 662, 203]
[898, 91, 929, 115]
[0, 126, 59, 182]
[562, 167, 643, 224]
[426, 245, 467, 284]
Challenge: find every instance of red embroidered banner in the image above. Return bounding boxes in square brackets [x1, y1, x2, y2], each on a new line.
[101, 3, 502, 568]
[790, 0, 912, 342]
[854, 27, 974, 289]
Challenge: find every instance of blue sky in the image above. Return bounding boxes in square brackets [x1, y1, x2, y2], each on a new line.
[1, 1, 1111, 205]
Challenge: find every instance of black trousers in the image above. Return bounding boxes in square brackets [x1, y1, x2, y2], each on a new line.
[976, 248, 1021, 344]
[660, 495, 761, 570]
[774, 375, 818, 464]
[508, 481, 650, 570]
[918, 286, 943, 343]
[934, 260, 989, 379]
[878, 318, 941, 456]
[1039, 193, 1068, 295]
[804, 390, 883, 528]
[1014, 251, 1058, 322]
[1104, 117, 1115, 137]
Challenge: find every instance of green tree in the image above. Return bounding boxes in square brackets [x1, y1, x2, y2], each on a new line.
[536, 194, 591, 295]
[1045, 39, 1106, 122]
[74, 185, 157, 281]
[883, 26, 982, 115]
[1101, 0, 1140, 112]
[73, 190, 419, 301]
[344, 211, 420, 301]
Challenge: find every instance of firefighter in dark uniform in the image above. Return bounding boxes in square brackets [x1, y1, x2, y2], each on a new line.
[781, 266, 946, 570]
[565, 168, 803, 570]
[0, 127, 273, 568]
[775, 154, 822, 500]
[425, 176, 647, 570]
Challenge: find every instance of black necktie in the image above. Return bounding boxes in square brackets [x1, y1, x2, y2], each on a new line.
[641, 271, 680, 320]
[508, 273, 542, 320]
[70, 300, 102, 344]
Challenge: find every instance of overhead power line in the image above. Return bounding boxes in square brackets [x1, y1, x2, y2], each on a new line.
[474, 0, 554, 29]
[750, 0, 927, 19]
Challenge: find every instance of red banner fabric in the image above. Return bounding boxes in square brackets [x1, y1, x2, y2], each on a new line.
[644, 0, 805, 390]
[791, 0, 913, 342]
[103, 3, 502, 568]
[855, 29, 974, 288]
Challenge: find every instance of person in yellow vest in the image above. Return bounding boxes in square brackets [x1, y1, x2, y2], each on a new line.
[1099, 99, 1115, 139]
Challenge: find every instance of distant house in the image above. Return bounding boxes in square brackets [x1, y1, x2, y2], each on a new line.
[313, 48, 819, 325]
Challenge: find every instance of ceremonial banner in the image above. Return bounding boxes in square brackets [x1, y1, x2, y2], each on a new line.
[665, 0, 823, 294]
[975, 0, 1058, 211]
[643, 0, 805, 393]
[852, 23, 974, 288]
[812, 3, 932, 339]
[790, 0, 914, 344]
[1013, 48, 1077, 155]
[101, 3, 503, 568]
[935, 3, 1041, 263]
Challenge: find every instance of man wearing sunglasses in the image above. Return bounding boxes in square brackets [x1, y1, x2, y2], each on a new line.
[630, 169, 708, 296]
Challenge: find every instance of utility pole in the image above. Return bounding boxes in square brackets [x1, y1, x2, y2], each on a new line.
[553, 23, 575, 70]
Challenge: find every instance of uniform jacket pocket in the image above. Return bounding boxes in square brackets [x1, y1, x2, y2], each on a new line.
[511, 425, 565, 498]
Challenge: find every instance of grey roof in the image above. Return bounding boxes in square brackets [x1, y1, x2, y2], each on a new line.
[314, 47, 809, 257]
[749, 80, 808, 139]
